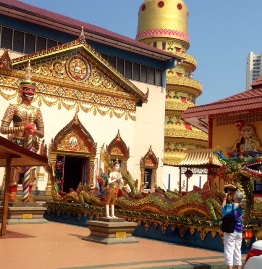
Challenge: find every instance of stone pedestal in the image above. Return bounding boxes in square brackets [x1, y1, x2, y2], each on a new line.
[0, 202, 47, 224]
[83, 217, 138, 245]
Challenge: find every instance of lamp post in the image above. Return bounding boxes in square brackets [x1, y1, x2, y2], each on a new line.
[185, 169, 193, 193]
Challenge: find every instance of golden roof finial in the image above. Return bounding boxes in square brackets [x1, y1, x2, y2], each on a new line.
[117, 129, 121, 141]
[0, 49, 12, 70]
[73, 113, 79, 125]
[79, 26, 86, 44]
[25, 60, 32, 81]
[20, 60, 36, 87]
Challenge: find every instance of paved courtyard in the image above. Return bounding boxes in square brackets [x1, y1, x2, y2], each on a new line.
[0, 221, 245, 269]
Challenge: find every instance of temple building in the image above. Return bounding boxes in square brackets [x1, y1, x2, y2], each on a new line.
[0, 0, 183, 195]
[181, 76, 262, 196]
[0, 0, 205, 196]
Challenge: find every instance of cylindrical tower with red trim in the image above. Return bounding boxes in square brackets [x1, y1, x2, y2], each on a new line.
[137, 0, 208, 165]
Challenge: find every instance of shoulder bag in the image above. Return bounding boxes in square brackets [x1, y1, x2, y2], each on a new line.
[221, 204, 237, 233]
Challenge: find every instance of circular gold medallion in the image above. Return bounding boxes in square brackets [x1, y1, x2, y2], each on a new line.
[66, 55, 91, 82]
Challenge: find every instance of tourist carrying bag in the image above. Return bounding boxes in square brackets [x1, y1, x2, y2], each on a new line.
[221, 204, 236, 233]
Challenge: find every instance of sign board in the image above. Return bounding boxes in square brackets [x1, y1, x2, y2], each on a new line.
[22, 214, 33, 219]
[116, 232, 126, 238]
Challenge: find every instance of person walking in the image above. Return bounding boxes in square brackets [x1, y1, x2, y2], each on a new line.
[222, 184, 245, 269]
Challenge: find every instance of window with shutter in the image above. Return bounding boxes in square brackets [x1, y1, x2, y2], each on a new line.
[108, 56, 116, 68]
[117, 58, 124, 75]
[133, 63, 140, 81]
[155, 69, 162, 86]
[13, 30, 24, 53]
[36, 36, 46, 51]
[24, 33, 35, 54]
[1, 27, 13, 50]
[125, 61, 132, 79]
[147, 67, 155, 85]
[141, 65, 147, 83]
[47, 39, 57, 48]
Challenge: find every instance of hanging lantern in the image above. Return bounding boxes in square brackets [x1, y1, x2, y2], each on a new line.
[243, 229, 253, 247]
[184, 169, 193, 192]
[185, 169, 193, 179]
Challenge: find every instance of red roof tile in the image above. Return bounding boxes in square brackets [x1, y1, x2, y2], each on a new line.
[182, 87, 262, 119]
[0, 0, 180, 61]
[181, 82, 262, 132]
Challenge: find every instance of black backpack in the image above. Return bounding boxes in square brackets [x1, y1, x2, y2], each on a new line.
[221, 204, 237, 233]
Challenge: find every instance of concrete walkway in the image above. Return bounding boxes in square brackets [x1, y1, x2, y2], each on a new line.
[0, 221, 245, 269]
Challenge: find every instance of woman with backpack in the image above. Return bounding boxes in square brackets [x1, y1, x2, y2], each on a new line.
[222, 184, 245, 269]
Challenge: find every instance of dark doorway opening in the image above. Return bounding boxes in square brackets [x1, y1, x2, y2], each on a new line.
[63, 156, 89, 192]
[144, 168, 152, 189]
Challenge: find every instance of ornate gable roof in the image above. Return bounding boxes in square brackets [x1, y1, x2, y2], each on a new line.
[51, 113, 97, 154]
[12, 37, 147, 103]
[140, 146, 159, 168]
[0, 36, 147, 120]
[106, 130, 130, 158]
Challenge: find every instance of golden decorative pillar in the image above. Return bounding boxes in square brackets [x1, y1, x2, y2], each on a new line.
[89, 157, 95, 187]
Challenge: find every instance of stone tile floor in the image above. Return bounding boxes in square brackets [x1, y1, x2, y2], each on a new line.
[0, 221, 245, 269]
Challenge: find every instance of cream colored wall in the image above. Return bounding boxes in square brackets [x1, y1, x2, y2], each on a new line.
[0, 80, 168, 191]
[131, 81, 166, 187]
[162, 166, 207, 192]
[0, 96, 136, 190]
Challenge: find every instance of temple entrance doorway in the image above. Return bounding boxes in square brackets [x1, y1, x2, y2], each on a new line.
[57, 155, 89, 193]
[50, 114, 97, 194]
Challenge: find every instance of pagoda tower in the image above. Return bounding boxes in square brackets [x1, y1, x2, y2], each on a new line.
[136, 0, 208, 165]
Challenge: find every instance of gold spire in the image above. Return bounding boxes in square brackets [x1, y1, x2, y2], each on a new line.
[136, 0, 189, 49]
[79, 26, 86, 44]
[25, 60, 32, 81]
[20, 60, 36, 87]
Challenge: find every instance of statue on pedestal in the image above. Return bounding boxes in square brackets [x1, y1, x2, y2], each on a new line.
[104, 161, 124, 218]
[0, 61, 44, 202]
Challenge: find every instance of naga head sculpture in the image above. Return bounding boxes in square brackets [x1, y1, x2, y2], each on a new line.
[216, 150, 262, 182]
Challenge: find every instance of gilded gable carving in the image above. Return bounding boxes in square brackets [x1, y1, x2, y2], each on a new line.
[0, 39, 148, 121]
[0, 73, 137, 120]
[140, 146, 159, 168]
[51, 114, 97, 154]
[106, 130, 130, 158]
[56, 130, 89, 152]
[29, 54, 126, 93]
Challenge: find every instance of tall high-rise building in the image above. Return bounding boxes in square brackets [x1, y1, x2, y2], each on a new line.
[246, 52, 262, 90]
[136, 0, 208, 165]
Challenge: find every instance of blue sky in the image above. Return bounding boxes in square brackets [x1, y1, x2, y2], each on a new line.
[20, 0, 262, 105]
